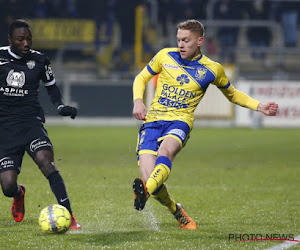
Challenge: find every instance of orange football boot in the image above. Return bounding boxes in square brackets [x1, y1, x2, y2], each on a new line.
[173, 203, 197, 230]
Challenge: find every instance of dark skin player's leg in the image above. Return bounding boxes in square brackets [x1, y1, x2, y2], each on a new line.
[0, 170, 19, 197]
[33, 150, 57, 178]
[34, 149, 73, 215]
[0, 149, 56, 197]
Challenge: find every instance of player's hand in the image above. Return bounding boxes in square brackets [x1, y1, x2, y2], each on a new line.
[257, 102, 278, 116]
[57, 105, 77, 119]
[133, 99, 147, 121]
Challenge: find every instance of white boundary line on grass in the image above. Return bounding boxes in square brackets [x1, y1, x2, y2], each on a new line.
[265, 235, 300, 250]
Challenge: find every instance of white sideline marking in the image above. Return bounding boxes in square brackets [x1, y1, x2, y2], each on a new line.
[265, 235, 300, 250]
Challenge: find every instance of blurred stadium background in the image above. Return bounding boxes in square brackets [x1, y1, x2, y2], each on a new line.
[1, 0, 299, 128]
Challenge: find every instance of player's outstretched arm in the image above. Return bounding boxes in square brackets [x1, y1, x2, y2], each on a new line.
[133, 98, 147, 121]
[257, 102, 278, 116]
[46, 84, 77, 119]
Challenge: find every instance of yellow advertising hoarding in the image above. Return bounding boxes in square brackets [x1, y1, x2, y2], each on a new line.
[27, 19, 95, 48]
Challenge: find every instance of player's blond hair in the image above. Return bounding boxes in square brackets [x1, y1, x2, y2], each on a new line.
[177, 19, 205, 37]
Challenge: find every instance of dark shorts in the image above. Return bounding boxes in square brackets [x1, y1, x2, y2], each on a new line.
[0, 124, 53, 174]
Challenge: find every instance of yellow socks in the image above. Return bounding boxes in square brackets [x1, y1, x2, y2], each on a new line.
[146, 156, 172, 195]
[152, 184, 177, 213]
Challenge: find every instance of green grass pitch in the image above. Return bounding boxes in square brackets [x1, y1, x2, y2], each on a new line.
[0, 126, 299, 249]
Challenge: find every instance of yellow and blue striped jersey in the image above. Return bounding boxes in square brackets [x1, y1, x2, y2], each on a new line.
[133, 48, 260, 128]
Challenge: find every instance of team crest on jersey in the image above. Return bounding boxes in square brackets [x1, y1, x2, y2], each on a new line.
[6, 70, 25, 88]
[195, 67, 207, 81]
[26, 60, 36, 69]
[176, 74, 190, 85]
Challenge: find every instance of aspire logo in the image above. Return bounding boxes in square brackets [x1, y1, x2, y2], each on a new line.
[229, 233, 299, 242]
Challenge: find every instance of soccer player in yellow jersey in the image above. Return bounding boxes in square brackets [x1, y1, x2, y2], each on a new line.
[132, 19, 278, 230]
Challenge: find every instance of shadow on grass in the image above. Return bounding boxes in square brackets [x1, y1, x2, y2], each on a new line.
[66, 225, 206, 247]
[67, 230, 157, 247]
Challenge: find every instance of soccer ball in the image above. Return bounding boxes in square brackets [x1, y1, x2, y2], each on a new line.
[39, 204, 71, 234]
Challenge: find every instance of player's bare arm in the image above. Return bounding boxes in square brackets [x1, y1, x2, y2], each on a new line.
[133, 98, 147, 121]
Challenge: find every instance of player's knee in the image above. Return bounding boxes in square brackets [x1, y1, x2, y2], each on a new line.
[39, 163, 57, 178]
[37, 158, 56, 177]
[35, 152, 57, 177]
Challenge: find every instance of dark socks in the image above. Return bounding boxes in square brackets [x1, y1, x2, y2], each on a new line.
[47, 171, 72, 214]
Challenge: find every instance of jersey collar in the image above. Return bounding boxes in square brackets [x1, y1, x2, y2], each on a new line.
[180, 53, 203, 66]
[190, 53, 202, 61]
[8, 46, 22, 60]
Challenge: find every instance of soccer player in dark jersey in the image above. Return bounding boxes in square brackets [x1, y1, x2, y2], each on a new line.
[132, 19, 278, 229]
[0, 19, 81, 229]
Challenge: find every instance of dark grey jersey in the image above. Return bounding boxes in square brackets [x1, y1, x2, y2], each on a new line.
[0, 46, 55, 133]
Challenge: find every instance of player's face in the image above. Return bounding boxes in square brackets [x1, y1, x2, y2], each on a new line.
[8, 27, 32, 57]
[177, 29, 204, 59]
